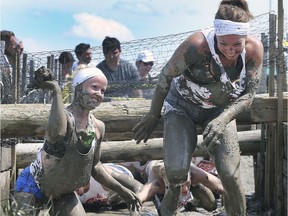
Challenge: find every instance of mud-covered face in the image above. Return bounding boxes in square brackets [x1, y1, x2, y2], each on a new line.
[76, 76, 107, 110]
[216, 34, 246, 61]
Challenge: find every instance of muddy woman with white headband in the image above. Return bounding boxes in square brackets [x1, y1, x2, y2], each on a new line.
[14, 66, 142, 215]
[133, 0, 263, 215]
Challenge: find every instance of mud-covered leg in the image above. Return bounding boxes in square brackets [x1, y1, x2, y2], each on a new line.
[50, 192, 86, 216]
[212, 120, 246, 216]
[161, 111, 197, 216]
[190, 184, 217, 211]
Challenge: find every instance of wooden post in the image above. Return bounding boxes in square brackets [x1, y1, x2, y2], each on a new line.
[21, 53, 28, 98]
[29, 60, 35, 86]
[269, 13, 276, 96]
[275, 0, 284, 214]
[265, 12, 277, 209]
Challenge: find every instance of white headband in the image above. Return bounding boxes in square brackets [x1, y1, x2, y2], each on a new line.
[214, 19, 249, 36]
[73, 67, 107, 88]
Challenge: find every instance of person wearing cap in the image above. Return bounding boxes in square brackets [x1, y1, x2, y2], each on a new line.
[14, 66, 142, 215]
[135, 50, 155, 80]
[135, 50, 156, 99]
[0, 30, 24, 104]
[97, 36, 140, 98]
[132, 0, 263, 215]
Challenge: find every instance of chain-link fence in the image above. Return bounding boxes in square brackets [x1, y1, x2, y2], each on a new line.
[4, 13, 288, 103]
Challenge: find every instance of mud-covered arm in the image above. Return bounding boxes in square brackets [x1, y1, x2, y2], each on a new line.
[46, 83, 67, 143]
[92, 119, 142, 210]
[92, 152, 142, 210]
[132, 34, 202, 143]
[202, 38, 264, 146]
[32, 67, 67, 143]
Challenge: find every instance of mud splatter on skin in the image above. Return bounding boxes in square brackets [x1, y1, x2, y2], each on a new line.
[72, 84, 101, 110]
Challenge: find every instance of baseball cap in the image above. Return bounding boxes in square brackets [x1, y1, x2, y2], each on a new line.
[136, 50, 155, 62]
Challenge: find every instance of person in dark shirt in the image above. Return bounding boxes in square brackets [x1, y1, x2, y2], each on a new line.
[97, 36, 140, 98]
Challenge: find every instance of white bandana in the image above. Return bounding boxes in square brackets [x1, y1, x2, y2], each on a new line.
[214, 19, 249, 36]
[73, 67, 107, 87]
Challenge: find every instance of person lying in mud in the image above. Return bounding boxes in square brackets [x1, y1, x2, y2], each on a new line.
[76, 163, 143, 211]
[132, 0, 263, 215]
[75, 160, 224, 214]
[132, 160, 225, 213]
[13, 66, 142, 215]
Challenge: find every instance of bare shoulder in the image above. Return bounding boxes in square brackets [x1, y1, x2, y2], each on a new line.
[181, 32, 208, 54]
[169, 32, 208, 74]
[245, 36, 264, 61]
[95, 118, 105, 137]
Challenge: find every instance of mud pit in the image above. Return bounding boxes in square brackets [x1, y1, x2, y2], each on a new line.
[54, 156, 271, 216]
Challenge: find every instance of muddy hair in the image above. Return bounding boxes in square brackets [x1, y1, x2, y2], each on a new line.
[215, 0, 254, 23]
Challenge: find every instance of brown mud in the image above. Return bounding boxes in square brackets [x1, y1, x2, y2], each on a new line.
[70, 156, 273, 216]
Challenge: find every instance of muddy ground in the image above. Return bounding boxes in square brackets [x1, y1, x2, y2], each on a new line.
[81, 156, 274, 216]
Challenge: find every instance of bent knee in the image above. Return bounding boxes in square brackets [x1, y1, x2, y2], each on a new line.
[166, 168, 188, 185]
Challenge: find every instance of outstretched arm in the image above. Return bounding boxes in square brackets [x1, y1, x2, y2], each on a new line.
[132, 34, 201, 143]
[91, 162, 142, 211]
[92, 119, 142, 211]
[202, 37, 264, 147]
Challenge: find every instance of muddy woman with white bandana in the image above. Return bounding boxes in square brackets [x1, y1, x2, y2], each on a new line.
[133, 0, 263, 215]
[14, 66, 142, 215]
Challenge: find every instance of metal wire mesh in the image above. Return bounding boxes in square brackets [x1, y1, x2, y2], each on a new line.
[6, 13, 288, 103]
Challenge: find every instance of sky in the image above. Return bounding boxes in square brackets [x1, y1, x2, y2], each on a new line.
[1, 0, 287, 53]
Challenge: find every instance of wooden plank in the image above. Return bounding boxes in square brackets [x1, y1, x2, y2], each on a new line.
[0, 94, 287, 140]
[15, 130, 261, 169]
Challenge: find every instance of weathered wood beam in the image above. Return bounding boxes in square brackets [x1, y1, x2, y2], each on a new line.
[1, 94, 287, 140]
[16, 130, 261, 168]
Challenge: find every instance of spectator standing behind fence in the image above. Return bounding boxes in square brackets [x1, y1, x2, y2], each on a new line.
[13, 66, 141, 215]
[97, 36, 140, 98]
[135, 50, 156, 99]
[0, 30, 23, 104]
[132, 0, 264, 215]
[73, 43, 94, 71]
[59, 51, 75, 103]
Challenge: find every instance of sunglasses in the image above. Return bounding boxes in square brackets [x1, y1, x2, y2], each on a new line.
[142, 61, 154, 66]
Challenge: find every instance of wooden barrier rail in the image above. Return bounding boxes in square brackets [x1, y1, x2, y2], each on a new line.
[16, 130, 261, 168]
[1, 94, 287, 141]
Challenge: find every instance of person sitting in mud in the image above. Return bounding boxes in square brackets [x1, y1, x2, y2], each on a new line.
[131, 160, 225, 213]
[13, 66, 142, 215]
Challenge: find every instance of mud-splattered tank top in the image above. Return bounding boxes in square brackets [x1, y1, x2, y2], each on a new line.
[173, 28, 247, 108]
[30, 110, 96, 197]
